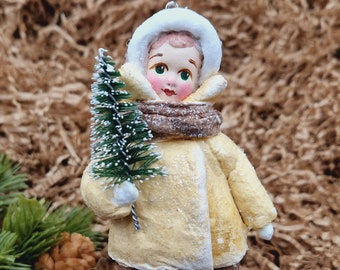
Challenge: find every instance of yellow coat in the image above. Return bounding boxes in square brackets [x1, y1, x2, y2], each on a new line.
[81, 64, 277, 269]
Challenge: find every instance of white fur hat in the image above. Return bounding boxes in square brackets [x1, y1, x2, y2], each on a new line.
[126, 4, 222, 84]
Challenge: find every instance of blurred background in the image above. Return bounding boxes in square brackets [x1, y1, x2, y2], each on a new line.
[0, 0, 339, 269]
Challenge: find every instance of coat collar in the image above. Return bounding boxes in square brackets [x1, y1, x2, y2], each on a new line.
[119, 62, 228, 104]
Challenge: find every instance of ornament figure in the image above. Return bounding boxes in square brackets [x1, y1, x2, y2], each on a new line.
[81, 2, 277, 269]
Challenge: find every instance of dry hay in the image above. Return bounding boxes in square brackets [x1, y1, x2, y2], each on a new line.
[0, 0, 339, 269]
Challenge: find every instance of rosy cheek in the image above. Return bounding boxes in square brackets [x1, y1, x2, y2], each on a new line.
[177, 83, 193, 101]
[146, 73, 163, 95]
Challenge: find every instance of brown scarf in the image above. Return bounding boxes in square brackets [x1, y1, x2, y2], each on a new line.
[137, 101, 222, 140]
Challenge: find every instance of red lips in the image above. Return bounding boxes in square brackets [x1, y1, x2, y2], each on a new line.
[162, 88, 176, 96]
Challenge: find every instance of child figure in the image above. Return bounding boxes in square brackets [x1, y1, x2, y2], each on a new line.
[81, 3, 277, 270]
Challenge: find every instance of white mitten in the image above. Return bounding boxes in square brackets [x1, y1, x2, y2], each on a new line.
[257, 223, 274, 240]
[112, 181, 139, 206]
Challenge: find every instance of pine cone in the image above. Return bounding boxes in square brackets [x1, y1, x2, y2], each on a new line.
[36, 232, 98, 270]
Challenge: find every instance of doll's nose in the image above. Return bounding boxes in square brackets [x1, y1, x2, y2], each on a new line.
[167, 82, 176, 87]
[165, 75, 176, 87]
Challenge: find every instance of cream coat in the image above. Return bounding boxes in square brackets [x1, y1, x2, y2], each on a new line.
[81, 64, 277, 269]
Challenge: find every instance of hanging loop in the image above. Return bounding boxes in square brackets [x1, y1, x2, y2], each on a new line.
[165, 1, 179, 9]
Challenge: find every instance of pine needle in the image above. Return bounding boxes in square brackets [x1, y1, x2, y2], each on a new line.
[1, 196, 105, 266]
[2, 197, 63, 265]
[0, 154, 27, 216]
[0, 153, 105, 267]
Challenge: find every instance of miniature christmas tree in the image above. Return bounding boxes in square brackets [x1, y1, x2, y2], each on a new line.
[90, 48, 165, 230]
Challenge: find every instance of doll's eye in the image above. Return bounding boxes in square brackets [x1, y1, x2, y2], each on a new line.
[179, 70, 191, 81]
[155, 64, 166, 74]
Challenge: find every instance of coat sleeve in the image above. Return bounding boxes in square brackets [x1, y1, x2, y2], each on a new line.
[81, 164, 132, 219]
[206, 134, 277, 229]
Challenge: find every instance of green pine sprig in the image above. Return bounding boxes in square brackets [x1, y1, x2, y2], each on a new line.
[0, 154, 27, 217]
[0, 196, 105, 268]
[0, 153, 105, 268]
[90, 48, 166, 189]
[48, 205, 105, 248]
[0, 230, 30, 270]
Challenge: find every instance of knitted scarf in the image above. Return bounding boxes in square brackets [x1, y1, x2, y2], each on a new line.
[137, 101, 222, 140]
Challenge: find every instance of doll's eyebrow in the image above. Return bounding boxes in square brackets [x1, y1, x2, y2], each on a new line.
[189, 59, 197, 68]
[149, 53, 163, 59]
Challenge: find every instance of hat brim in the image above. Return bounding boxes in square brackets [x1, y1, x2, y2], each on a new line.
[126, 7, 222, 84]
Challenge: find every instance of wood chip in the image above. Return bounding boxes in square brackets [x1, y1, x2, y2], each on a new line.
[0, 0, 339, 269]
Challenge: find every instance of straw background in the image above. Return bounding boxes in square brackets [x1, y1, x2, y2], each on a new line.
[0, 0, 339, 269]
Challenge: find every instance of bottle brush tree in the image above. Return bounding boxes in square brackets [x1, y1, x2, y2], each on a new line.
[90, 48, 166, 230]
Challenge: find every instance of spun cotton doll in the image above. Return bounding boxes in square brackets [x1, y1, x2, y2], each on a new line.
[81, 3, 277, 269]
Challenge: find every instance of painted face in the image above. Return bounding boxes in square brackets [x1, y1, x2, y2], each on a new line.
[146, 42, 201, 102]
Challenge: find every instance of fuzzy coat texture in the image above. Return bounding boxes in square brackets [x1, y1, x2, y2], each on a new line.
[81, 63, 277, 269]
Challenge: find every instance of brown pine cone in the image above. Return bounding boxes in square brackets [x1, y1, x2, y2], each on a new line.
[36, 232, 98, 270]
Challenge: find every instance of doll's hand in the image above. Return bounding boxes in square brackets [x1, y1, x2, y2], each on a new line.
[257, 223, 274, 240]
[112, 181, 139, 206]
